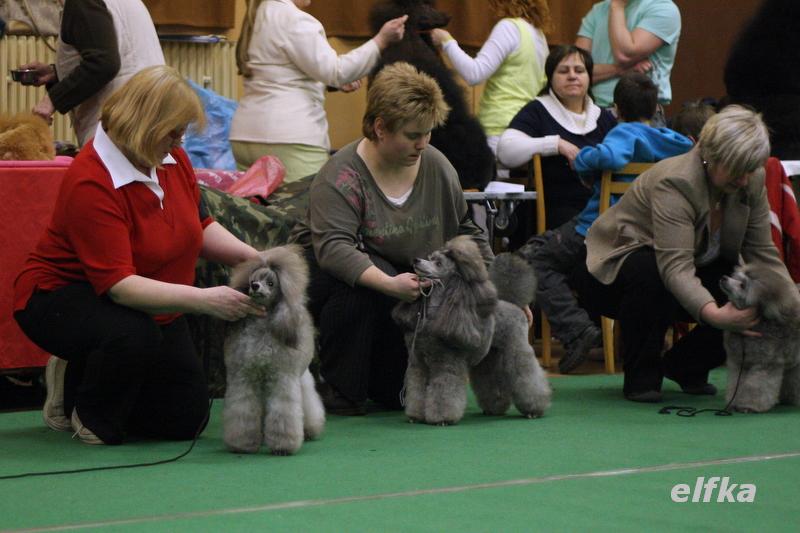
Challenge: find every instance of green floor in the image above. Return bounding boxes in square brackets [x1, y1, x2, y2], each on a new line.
[1, 371, 799, 532]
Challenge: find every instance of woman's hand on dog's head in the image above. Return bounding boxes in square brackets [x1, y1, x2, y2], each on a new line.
[700, 301, 762, 337]
[201, 286, 267, 321]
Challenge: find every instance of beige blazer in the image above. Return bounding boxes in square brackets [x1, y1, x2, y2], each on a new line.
[585, 147, 793, 321]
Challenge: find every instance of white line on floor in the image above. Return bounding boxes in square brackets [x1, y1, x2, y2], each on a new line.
[13, 450, 800, 532]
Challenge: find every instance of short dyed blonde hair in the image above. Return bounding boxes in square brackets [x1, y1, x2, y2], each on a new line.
[101, 65, 205, 168]
[362, 62, 450, 141]
[489, 0, 553, 34]
[698, 105, 770, 178]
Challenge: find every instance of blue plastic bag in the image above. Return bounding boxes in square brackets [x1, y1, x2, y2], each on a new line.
[184, 79, 237, 170]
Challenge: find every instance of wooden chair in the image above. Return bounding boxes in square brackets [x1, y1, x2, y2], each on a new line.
[597, 162, 654, 373]
[504, 154, 551, 369]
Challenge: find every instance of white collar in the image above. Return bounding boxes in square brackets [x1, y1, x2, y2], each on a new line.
[537, 90, 602, 135]
[93, 123, 175, 207]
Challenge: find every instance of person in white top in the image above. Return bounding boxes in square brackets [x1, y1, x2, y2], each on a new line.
[430, 0, 550, 159]
[229, 0, 407, 182]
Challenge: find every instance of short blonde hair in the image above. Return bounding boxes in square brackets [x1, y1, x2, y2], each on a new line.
[698, 105, 770, 178]
[100, 65, 205, 168]
[489, 0, 553, 34]
[362, 62, 450, 141]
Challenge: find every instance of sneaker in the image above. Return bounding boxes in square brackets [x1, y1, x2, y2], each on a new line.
[43, 356, 71, 432]
[316, 381, 366, 416]
[71, 409, 105, 445]
[559, 326, 602, 374]
[624, 390, 663, 403]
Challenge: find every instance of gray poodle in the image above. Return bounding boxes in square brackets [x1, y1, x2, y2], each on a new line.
[392, 236, 551, 425]
[223, 245, 325, 454]
[719, 263, 800, 413]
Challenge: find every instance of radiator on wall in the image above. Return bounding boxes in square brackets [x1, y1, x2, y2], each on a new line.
[2, 36, 238, 144]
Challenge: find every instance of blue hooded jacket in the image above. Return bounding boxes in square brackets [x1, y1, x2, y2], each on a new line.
[573, 122, 693, 236]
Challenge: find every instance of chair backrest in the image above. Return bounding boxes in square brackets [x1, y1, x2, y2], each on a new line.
[531, 154, 546, 234]
[598, 162, 655, 214]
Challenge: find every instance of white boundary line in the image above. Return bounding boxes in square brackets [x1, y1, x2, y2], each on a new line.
[10, 450, 800, 532]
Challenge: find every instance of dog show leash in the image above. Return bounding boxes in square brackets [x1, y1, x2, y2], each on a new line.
[658, 353, 746, 417]
[399, 277, 443, 407]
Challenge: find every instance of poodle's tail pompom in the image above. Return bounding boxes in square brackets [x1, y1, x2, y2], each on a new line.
[490, 252, 537, 309]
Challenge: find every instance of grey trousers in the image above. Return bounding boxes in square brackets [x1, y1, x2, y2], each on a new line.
[520, 217, 595, 345]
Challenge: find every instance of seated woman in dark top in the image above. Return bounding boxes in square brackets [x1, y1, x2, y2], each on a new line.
[497, 45, 617, 230]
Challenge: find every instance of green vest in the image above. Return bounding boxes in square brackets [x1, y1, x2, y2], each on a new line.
[477, 18, 546, 136]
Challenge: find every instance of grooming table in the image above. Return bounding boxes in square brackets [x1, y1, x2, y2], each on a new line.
[463, 191, 537, 243]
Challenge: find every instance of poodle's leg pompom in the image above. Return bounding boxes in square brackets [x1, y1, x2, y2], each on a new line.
[779, 363, 800, 406]
[729, 365, 782, 413]
[470, 349, 511, 416]
[403, 347, 428, 423]
[263, 376, 305, 455]
[424, 359, 469, 425]
[508, 345, 551, 418]
[300, 369, 326, 440]
[223, 375, 264, 453]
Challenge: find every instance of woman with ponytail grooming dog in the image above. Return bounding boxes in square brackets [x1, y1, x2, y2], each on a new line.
[229, 0, 407, 182]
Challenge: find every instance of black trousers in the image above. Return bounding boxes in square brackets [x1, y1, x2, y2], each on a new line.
[15, 283, 208, 444]
[304, 249, 408, 409]
[574, 248, 732, 394]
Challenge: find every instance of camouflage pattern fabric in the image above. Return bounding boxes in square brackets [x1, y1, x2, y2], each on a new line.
[188, 176, 312, 396]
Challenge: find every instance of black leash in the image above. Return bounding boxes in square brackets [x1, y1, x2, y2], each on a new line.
[658, 354, 745, 417]
[0, 398, 213, 480]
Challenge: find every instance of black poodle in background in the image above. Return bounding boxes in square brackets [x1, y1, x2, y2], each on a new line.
[369, 0, 495, 191]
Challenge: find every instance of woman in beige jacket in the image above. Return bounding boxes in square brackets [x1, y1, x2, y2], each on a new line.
[575, 106, 797, 402]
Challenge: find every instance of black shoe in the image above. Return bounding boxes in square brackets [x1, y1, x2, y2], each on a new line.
[663, 371, 717, 396]
[624, 390, 663, 403]
[316, 382, 367, 416]
[559, 326, 602, 374]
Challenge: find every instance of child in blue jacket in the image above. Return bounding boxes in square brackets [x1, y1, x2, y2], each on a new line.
[520, 72, 694, 373]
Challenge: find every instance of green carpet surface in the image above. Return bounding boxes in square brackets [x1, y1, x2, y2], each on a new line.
[1, 370, 798, 532]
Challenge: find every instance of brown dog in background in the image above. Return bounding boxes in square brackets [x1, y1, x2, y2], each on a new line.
[0, 112, 55, 161]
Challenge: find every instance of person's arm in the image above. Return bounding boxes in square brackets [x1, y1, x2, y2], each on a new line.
[357, 266, 423, 302]
[607, 0, 667, 67]
[284, 14, 405, 88]
[201, 221, 259, 267]
[574, 126, 637, 173]
[107, 275, 265, 321]
[46, 0, 120, 114]
[497, 128, 561, 168]
[435, 19, 520, 86]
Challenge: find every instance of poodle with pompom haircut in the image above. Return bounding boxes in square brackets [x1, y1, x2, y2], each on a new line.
[719, 263, 800, 413]
[223, 245, 325, 455]
[369, 0, 495, 191]
[392, 236, 551, 425]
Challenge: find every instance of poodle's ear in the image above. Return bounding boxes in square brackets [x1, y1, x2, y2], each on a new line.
[767, 280, 800, 327]
[228, 256, 265, 292]
[428, 275, 497, 349]
[445, 236, 489, 284]
[263, 245, 310, 347]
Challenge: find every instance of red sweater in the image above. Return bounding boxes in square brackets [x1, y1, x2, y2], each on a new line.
[14, 142, 212, 324]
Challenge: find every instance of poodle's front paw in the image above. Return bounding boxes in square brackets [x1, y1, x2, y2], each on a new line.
[270, 448, 294, 456]
[429, 419, 456, 426]
[733, 405, 760, 414]
[522, 411, 543, 419]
